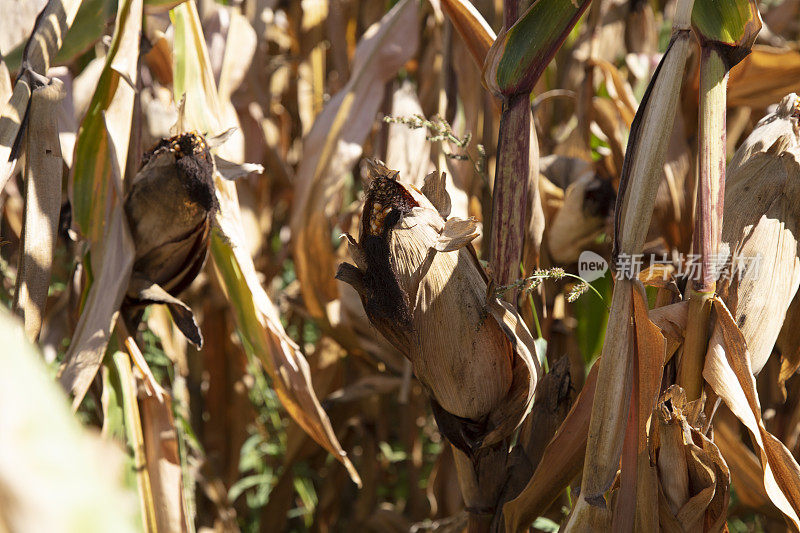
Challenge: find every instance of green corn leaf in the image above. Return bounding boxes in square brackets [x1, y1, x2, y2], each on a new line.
[484, 0, 592, 96]
[692, 0, 761, 67]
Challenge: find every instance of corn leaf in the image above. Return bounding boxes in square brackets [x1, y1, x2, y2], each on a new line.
[12, 80, 66, 342]
[59, 0, 141, 408]
[440, 0, 496, 68]
[170, 0, 361, 486]
[0, 0, 83, 191]
[692, 0, 761, 50]
[705, 297, 800, 527]
[483, 0, 592, 96]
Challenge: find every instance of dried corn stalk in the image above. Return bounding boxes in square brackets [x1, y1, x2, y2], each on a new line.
[717, 93, 800, 374]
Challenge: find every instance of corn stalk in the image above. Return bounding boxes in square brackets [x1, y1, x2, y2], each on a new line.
[679, 0, 761, 401]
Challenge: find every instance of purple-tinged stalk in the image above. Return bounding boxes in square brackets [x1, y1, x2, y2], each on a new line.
[679, 0, 761, 402]
[482, 0, 592, 292]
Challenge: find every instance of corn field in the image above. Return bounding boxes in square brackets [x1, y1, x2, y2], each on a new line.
[3, 0, 800, 531]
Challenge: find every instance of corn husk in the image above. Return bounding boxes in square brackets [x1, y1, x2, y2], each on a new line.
[717, 93, 800, 374]
[337, 161, 539, 445]
[649, 386, 730, 531]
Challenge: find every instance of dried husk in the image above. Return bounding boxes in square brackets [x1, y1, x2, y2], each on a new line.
[650, 386, 730, 532]
[338, 161, 538, 444]
[717, 93, 800, 374]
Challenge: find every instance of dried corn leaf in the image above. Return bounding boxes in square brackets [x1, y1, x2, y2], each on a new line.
[439, 0, 496, 68]
[12, 79, 65, 342]
[59, 0, 141, 407]
[291, 0, 419, 325]
[717, 93, 800, 374]
[729, 47, 800, 109]
[714, 414, 773, 512]
[139, 393, 190, 532]
[704, 297, 800, 527]
[0, 0, 82, 190]
[170, 1, 360, 485]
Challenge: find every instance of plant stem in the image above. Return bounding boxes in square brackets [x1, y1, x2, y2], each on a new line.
[679, 48, 728, 402]
[489, 92, 531, 292]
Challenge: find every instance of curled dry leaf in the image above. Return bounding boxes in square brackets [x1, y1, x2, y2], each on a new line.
[337, 161, 539, 450]
[649, 385, 730, 532]
[0, 0, 82, 190]
[717, 93, 800, 374]
[704, 296, 800, 527]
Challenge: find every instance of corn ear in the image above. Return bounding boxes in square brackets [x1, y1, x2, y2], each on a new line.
[338, 162, 538, 444]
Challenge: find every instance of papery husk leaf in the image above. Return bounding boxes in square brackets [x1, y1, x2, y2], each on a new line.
[421, 170, 451, 219]
[170, 0, 360, 485]
[340, 170, 538, 446]
[12, 79, 65, 342]
[651, 385, 730, 531]
[717, 93, 800, 375]
[704, 296, 800, 527]
[388, 189, 516, 420]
